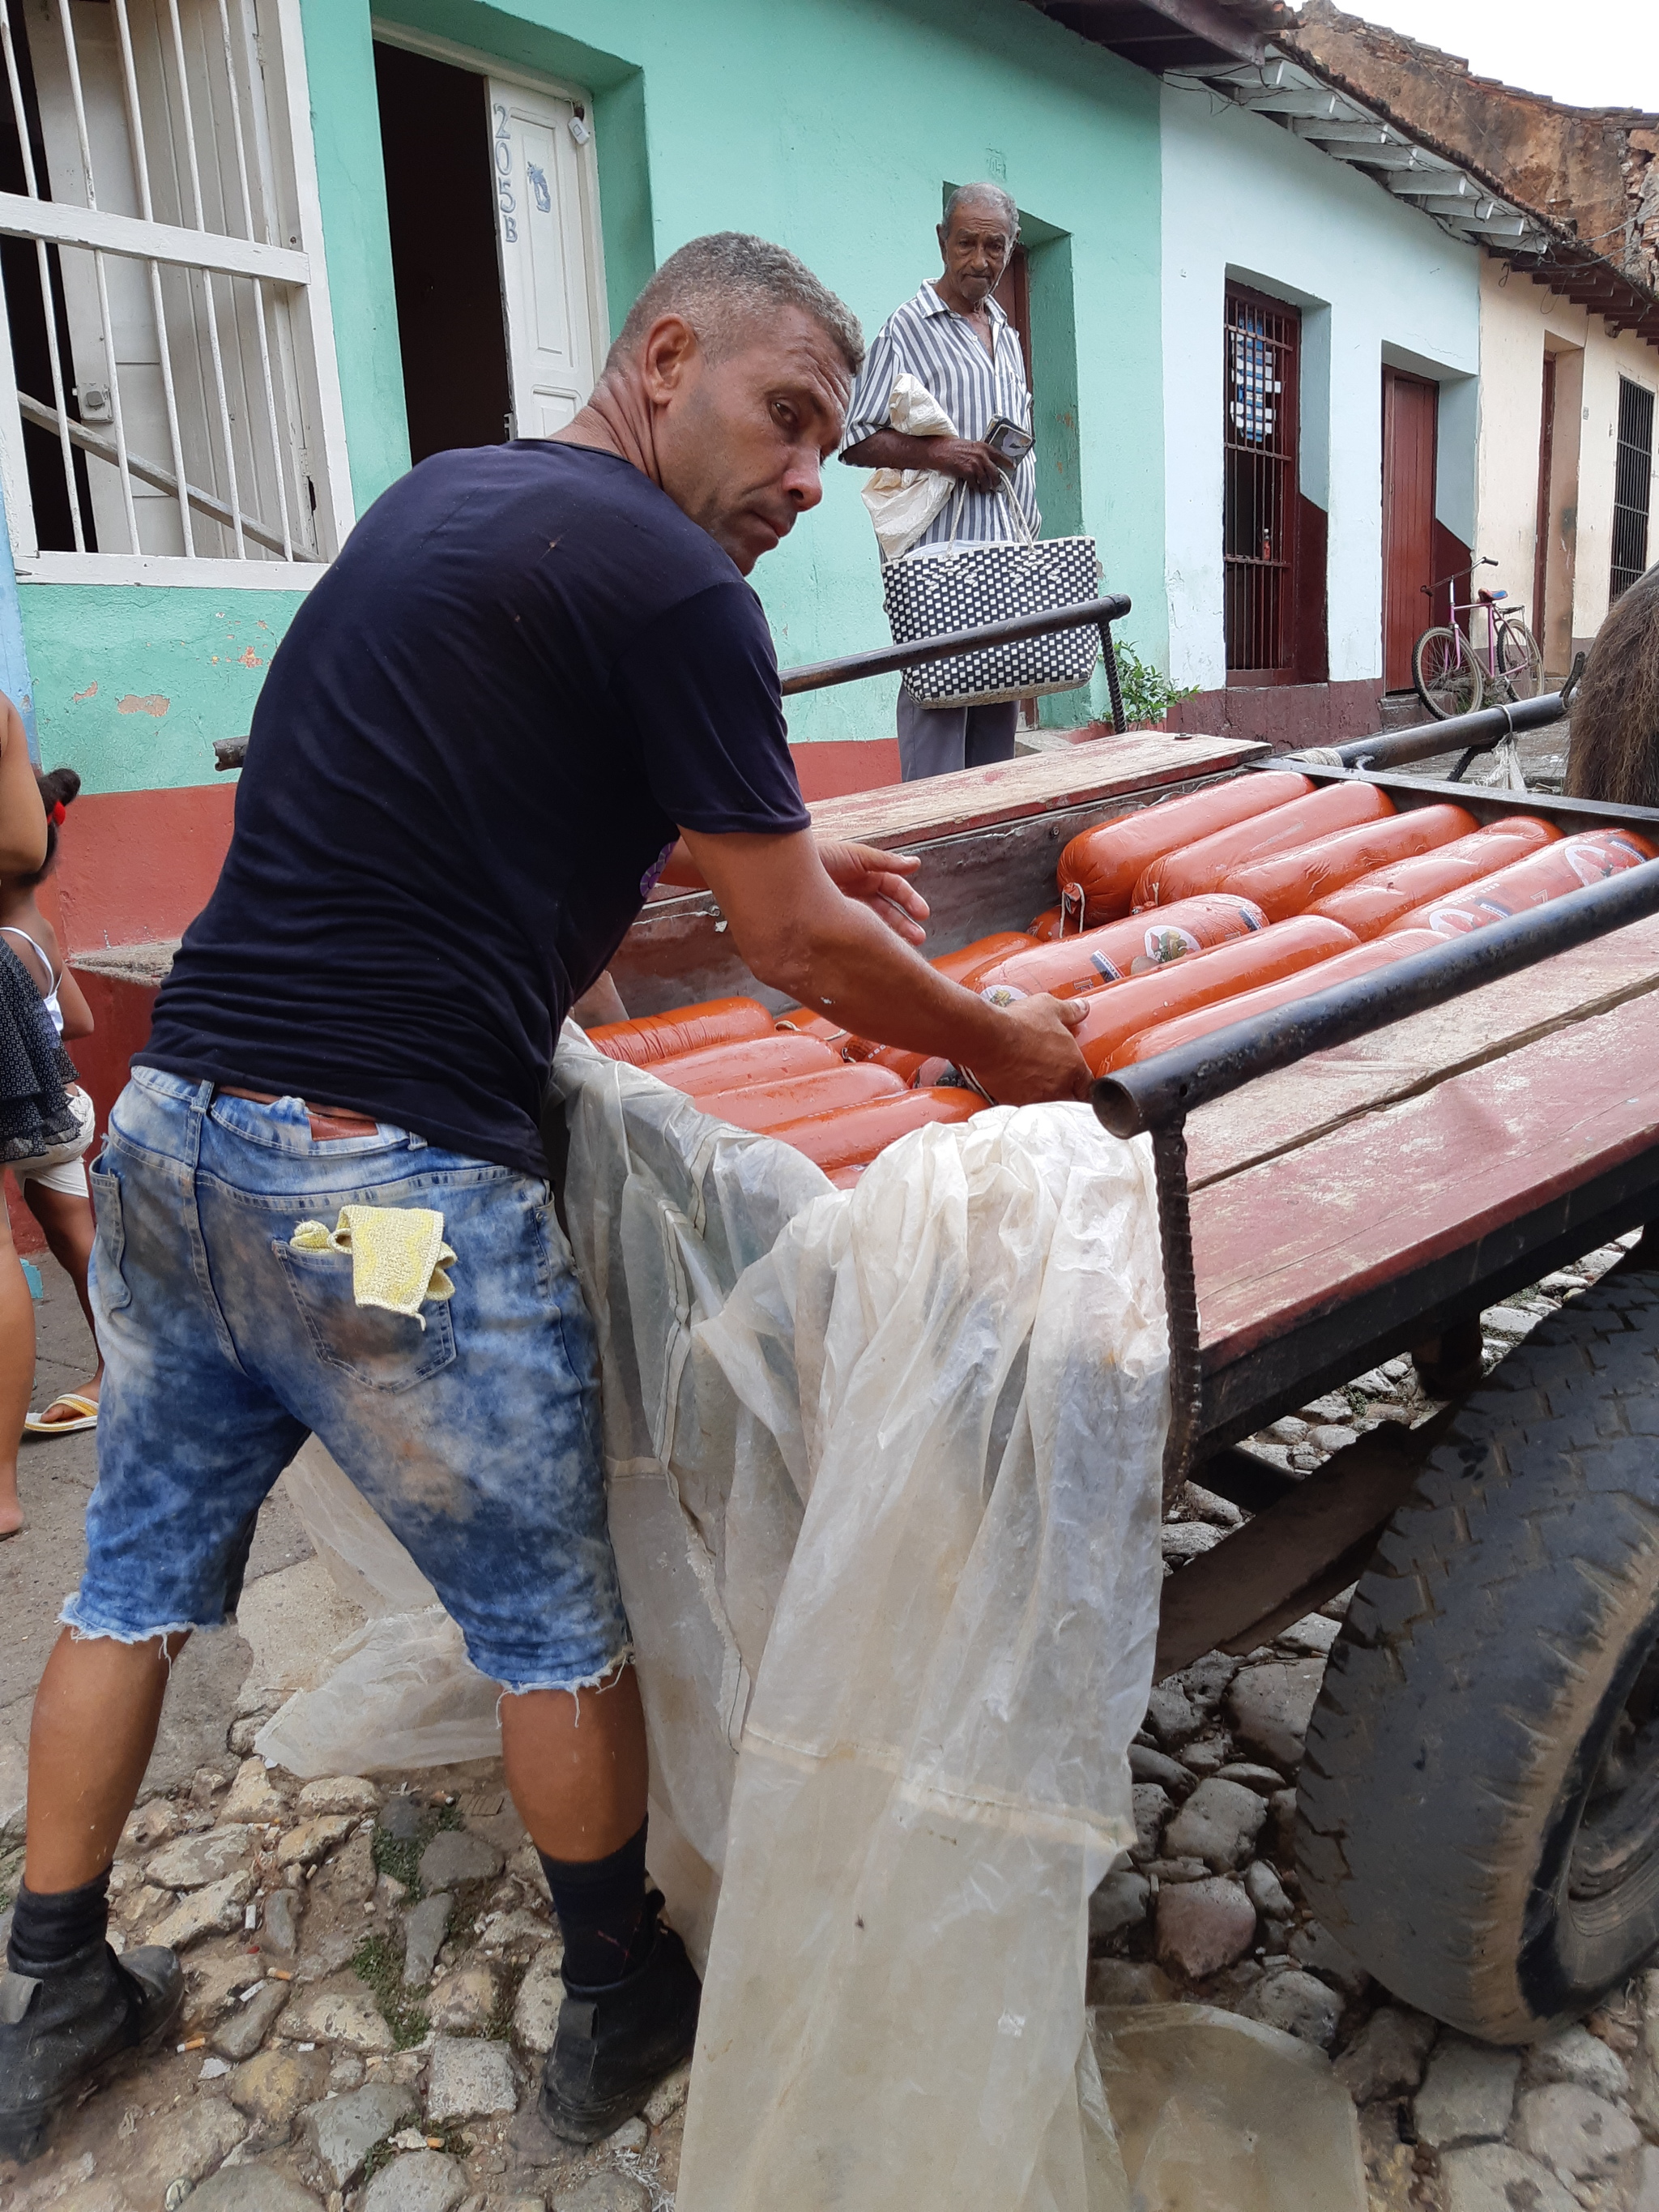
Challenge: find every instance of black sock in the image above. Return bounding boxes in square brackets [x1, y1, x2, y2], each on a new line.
[7, 1870, 112, 1975]
[539, 1820, 652, 1987]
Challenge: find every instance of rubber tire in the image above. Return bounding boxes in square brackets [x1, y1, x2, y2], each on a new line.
[1495, 618, 1546, 702]
[1412, 626, 1483, 720]
[1296, 1258, 1659, 2042]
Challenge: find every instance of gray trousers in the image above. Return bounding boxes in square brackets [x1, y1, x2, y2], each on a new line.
[896, 687, 1019, 782]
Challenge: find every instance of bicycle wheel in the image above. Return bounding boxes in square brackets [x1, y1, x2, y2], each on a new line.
[1495, 619, 1545, 702]
[1413, 627, 1483, 720]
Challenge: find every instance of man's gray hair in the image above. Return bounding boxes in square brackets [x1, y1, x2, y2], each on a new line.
[612, 233, 864, 374]
[941, 182, 1019, 237]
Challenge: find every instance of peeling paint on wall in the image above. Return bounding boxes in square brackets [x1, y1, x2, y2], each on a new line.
[117, 694, 169, 717]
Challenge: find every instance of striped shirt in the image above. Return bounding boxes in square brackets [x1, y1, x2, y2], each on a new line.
[843, 281, 1039, 549]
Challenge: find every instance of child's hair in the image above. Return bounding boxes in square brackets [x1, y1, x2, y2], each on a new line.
[23, 766, 80, 885]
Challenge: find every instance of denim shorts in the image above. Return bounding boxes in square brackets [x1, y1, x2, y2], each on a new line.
[66, 1068, 628, 1694]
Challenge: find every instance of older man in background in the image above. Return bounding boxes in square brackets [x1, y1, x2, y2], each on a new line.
[842, 183, 1038, 780]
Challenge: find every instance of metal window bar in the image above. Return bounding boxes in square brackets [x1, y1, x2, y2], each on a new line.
[1222, 285, 1300, 674]
[0, 0, 312, 564]
[162, 0, 245, 558]
[0, 1, 82, 548]
[1610, 377, 1655, 604]
[110, 0, 194, 554]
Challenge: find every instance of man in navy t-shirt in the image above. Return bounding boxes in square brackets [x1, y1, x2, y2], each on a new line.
[2, 234, 1090, 2158]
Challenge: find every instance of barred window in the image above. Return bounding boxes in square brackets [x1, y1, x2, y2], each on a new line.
[0, 0, 348, 580]
[1610, 376, 1655, 605]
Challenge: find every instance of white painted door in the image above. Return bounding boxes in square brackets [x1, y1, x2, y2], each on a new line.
[488, 80, 597, 437]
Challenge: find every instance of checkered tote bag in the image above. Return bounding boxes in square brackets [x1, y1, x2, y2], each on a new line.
[881, 485, 1100, 708]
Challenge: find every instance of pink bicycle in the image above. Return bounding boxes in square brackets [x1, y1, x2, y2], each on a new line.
[1413, 557, 1545, 720]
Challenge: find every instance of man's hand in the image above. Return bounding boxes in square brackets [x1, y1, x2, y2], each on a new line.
[678, 825, 1093, 1105]
[964, 994, 1094, 1106]
[928, 438, 1004, 493]
[816, 842, 928, 946]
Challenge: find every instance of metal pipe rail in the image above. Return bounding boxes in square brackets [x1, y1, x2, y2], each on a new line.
[1294, 690, 1568, 775]
[215, 591, 1137, 769]
[778, 593, 1132, 733]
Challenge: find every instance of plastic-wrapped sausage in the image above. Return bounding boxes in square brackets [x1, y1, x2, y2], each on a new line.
[650, 1035, 839, 1093]
[693, 1061, 906, 1133]
[770, 1086, 983, 1172]
[1135, 782, 1393, 909]
[775, 1007, 853, 1050]
[1108, 930, 1445, 1068]
[1391, 826, 1657, 937]
[1071, 915, 1358, 1075]
[1026, 906, 1067, 942]
[1307, 816, 1560, 938]
[588, 997, 776, 1066]
[970, 894, 1269, 1003]
[855, 1046, 955, 1087]
[930, 931, 1041, 982]
[1219, 804, 1477, 922]
[1057, 771, 1313, 925]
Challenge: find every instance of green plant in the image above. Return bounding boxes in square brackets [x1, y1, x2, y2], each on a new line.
[352, 1932, 431, 2049]
[1108, 639, 1198, 728]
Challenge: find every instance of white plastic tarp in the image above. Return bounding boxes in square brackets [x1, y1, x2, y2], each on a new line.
[257, 1027, 1361, 2212]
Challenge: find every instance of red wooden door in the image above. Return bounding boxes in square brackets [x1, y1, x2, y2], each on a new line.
[1382, 369, 1439, 691]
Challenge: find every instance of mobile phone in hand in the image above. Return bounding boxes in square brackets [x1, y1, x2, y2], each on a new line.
[983, 415, 1034, 468]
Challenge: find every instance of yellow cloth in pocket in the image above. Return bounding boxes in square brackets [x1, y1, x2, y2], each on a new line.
[290, 1205, 457, 1324]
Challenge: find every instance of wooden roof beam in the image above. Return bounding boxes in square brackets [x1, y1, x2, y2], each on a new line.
[1052, 0, 1266, 65]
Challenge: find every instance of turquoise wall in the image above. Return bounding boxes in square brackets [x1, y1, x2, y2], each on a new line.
[19, 0, 1164, 791]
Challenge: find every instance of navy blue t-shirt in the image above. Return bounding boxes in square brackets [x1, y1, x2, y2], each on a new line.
[139, 442, 811, 1175]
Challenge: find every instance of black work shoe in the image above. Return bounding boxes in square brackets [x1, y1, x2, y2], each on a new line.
[539, 1901, 701, 2144]
[0, 1938, 183, 2162]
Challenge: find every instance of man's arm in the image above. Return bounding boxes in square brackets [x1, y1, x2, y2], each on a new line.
[680, 825, 1091, 1104]
[842, 428, 1003, 493]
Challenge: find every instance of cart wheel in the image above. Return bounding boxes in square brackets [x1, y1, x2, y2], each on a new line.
[1296, 1257, 1659, 2042]
[1412, 627, 1483, 720]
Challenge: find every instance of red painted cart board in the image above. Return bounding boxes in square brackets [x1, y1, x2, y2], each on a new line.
[799, 732, 1267, 848]
[1192, 984, 1659, 1372]
[1183, 912, 1659, 1191]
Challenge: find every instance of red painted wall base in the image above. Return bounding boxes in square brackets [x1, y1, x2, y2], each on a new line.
[1166, 680, 1384, 753]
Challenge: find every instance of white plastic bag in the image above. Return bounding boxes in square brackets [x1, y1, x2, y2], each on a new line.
[548, 1033, 1171, 2212]
[859, 371, 959, 562]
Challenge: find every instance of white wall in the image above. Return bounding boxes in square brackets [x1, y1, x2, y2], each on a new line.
[1162, 83, 1481, 691]
[1477, 260, 1659, 664]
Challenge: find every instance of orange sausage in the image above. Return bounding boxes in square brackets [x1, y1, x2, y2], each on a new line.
[1070, 916, 1358, 1076]
[1058, 771, 1314, 925]
[1220, 804, 1478, 922]
[775, 1008, 852, 1050]
[693, 1062, 906, 1133]
[972, 894, 1269, 1004]
[771, 1087, 983, 1172]
[1308, 817, 1561, 939]
[650, 1035, 839, 1093]
[1135, 782, 1394, 909]
[931, 931, 1040, 982]
[829, 1164, 866, 1190]
[1391, 827, 1657, 937]
[1027, 905, 1067, 942]
[589, 997, 774, 1067]
[854, 1045, 955, 1086]
[1108, 931, 1446, 1069]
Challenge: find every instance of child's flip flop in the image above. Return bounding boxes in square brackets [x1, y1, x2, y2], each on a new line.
[24, 1393, 99, 1435]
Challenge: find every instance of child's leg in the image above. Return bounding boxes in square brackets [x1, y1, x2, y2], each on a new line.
[0, 1190, 35, 1532]
[22, 1168, 103, 1417]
